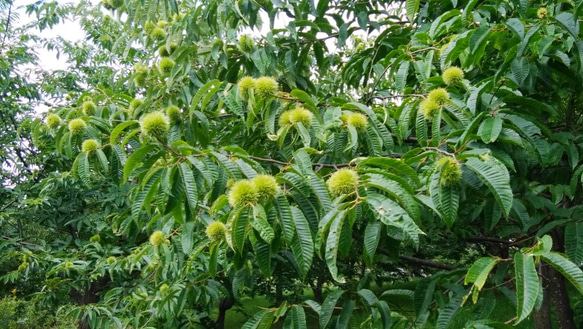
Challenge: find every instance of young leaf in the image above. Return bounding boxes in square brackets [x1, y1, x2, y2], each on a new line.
[465, 257, 499, 303]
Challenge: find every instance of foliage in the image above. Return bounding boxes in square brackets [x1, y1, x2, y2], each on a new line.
[3, 0, 583, 328]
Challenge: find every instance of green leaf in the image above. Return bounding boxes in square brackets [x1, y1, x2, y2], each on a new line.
[182, 221, 195, 254]
[363, 172, 420, 221]
[290, 206, 313, 279]
[320, 289, 344, 328]
[406, 0, 420, 22]
[109, 120, 138, 145]
[78, 151, 91, 188]
[505, 18, 524, 39]
[123, 144, 156, 182]
[366, 192, 422, 246]
[470, 26, 491, 53]
[95, 149, 109, 174]
[374, 300, 392, 329]
[358, 157, 421, 186]
[332, 300, 352, 329]
[556, 12, 579, 40]
[189, 79, 221, 114]
[414, 278, 436, 317]
[541, 252, 583, 296]
[430, 170, 459, 228]
[464, 157, 513, 217]
[242, 310, 274, 329]
[291, 89, 317, 112]
[363, 221, 382, 266]
[179, 162, 198, 214]
[325, 212, 345, 282]
[511, 199, 533, 232]
[396, 61, 410, 91]
[229, 207, 250, 254]
[251, 205, 275, 243]
[276, 195, 295, 244]
[415, 107, 428, 146]
[465, 257, 500, 303]
[285, 305, 306, 329]
[565, 222, 583, 264]
[514, 252, 539, 324]
[436, 293, 463, 329]
[478, 117, 503, 144]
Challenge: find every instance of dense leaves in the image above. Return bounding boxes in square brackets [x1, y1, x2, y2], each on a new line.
[3, 0, 583, 328]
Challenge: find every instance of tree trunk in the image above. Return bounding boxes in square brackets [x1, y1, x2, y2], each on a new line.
[313, 276, 323, 303]
[535, 262, 552, 329]
[534, 228, 577, 329]
[215, 297, 235, 329]
[549, 266, 576, 329]
[549, 229, 576, 329]
[69, 276, 110, 329]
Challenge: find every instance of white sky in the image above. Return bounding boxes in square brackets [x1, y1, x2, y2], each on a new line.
[16, 0, 97, 71]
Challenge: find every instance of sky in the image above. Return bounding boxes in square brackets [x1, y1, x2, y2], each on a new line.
[16, 0, 93, 71]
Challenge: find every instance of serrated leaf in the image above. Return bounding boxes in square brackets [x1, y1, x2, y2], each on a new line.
[556, 12, 579, 40]
[374, 300, 392, 329]
[396, 61, 410, 91]
[565, 222, 583, 264]
[358, 157, 421, 186]
[320, 289, 344, 328]
[190, 79, 221, 114]
[406, 0, 420, 22]
[325, 212, 345, 282]
[291, 89, 317, 112]
[78, 152, 91, 188]
[276, 195, 295, 243]
[251, 205, 274, 243]
[181, 221, 195, 254]
[179, 162, 198, 214]
[514, 252, 539, 324]
[541, 252, 583, 296]
[95, 149, 109, 173]
[430, 170, 459, 228]
[366, 192, 422, 246]
[436, 293, 463, 329]
[291, 206, 314, 279]
[110, 120, 139, 145]
[506, 18, 524, 39]
[229, 207, 250, 253]
[363, 221, 382, 266]
[478, 117, 503, 143]
[414, 278, 436, 317]
[415, 107, 428, 146]
[465, 257, 499, 303]
[336, 300, 354, 329]
[242, 310, 274, 329]
[123, 144, 156, 182]
[464, 157, 513, 217]
[285, 305, 306, 329]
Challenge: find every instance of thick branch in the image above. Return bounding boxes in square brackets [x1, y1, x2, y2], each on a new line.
[467, 236, 512, 245]
[397, 254, 456, 271]
[353, 233, 456, 270]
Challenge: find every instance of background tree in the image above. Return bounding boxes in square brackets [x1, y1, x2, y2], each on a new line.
[3, 0, 583, 328]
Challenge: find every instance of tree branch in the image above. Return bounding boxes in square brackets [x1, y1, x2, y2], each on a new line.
[353, 233, 456, 271]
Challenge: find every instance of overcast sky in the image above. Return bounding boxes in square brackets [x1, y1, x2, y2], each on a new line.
[16, 0, 98, 71]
